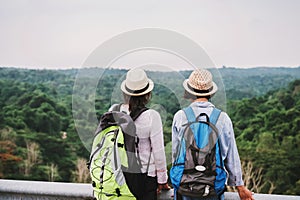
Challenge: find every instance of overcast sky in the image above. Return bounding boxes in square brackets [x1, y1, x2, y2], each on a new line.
[0, 0, 299, 69]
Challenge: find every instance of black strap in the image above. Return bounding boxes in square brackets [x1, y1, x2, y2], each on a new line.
[111, 104, 148, 120]
[116, 188, 121, 197]
[145, 139, 152, 173]
[130, 107, 148, 121]
[130, 106, 152, 173]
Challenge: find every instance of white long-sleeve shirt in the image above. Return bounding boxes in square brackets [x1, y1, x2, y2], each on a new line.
[109, 104, 168, 184]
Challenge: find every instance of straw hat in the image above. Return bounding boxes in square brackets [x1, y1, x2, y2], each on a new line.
[183, 69, 218, 97]
[121, 68, 154, 96]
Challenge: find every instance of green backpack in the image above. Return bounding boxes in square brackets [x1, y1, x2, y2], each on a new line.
[88, 109, 147, 200]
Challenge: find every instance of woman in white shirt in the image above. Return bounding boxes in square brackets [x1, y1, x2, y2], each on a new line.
[109, 68, 170, 200]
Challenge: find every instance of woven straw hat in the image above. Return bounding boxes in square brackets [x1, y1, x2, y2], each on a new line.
[183, 69, 218, 97]
[121, 68, 154, 96]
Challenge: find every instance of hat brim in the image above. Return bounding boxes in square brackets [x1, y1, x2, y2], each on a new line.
[121, 79, 154, 96]
[183, 79, 218, 97]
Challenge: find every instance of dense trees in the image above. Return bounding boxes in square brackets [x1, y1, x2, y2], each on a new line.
[0, 67, 299, 195]
[0, 73, 81, 181]
[228, 80, 300, 194]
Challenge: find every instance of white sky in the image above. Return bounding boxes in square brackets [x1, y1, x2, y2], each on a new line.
[0, 0, 299, 69]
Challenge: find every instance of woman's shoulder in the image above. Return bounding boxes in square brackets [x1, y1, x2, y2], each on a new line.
[135, 108, 161, 121]
[144, 108, 160, 117]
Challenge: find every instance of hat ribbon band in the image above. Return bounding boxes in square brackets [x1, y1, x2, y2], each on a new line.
[125, 83, 150, 94]
[187, 83, 213, 94]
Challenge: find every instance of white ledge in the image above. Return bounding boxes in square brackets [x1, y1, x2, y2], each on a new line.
[0, 179, 299, 200]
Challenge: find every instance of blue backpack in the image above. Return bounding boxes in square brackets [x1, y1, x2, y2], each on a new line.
[170, 107, 227, 199]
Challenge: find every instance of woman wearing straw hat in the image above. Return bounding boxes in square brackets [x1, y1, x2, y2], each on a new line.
[171, 69, 254, 200]
[110, 68, 170, 200]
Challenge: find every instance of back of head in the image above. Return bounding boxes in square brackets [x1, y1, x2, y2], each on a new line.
[183, 68, 218, 100]
[121, 68, 154, 112]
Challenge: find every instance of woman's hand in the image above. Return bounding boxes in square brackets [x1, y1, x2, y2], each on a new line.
[157, 183, 171, 194]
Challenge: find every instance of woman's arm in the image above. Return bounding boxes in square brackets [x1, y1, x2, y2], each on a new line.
[149, 110, 168, 184]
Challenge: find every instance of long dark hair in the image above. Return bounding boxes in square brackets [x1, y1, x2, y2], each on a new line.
[127, 92, 151, 118]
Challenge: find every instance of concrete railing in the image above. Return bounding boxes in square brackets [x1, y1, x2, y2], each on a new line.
[0, 179, 299, 200]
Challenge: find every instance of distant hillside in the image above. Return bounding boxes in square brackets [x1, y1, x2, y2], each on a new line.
[218, 67, 300, 99]
[1, 66, 299, 100]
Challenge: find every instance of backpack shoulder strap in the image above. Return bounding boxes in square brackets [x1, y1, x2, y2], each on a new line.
[183, 106, 196, 123]
[183, 106, 221, 133]
[209, 108, 222, 125]
[111, 103, 122, 112]
[130, 107, 150, 172]
[183, 106, 221, 124]
[183, 106, 197, 134]
[130, 107, 149, 121]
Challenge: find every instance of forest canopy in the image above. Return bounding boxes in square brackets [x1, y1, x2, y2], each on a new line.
[0, 66, 299, 195]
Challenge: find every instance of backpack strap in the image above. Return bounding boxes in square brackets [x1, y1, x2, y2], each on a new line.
[130, 107, 148, 121]
[183, 106, 195, 122]
[183, 106, 221, 125]
[182, 106, 222, 149]
[131, 107, 151, 172]
[129, 107, 151, 172]
[111, 103, 148, 121]
[111, 103, 122, 112]
[208, 108, 225, 177]
[209, 108, 222, 126]
[183, 106, 197, 132]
